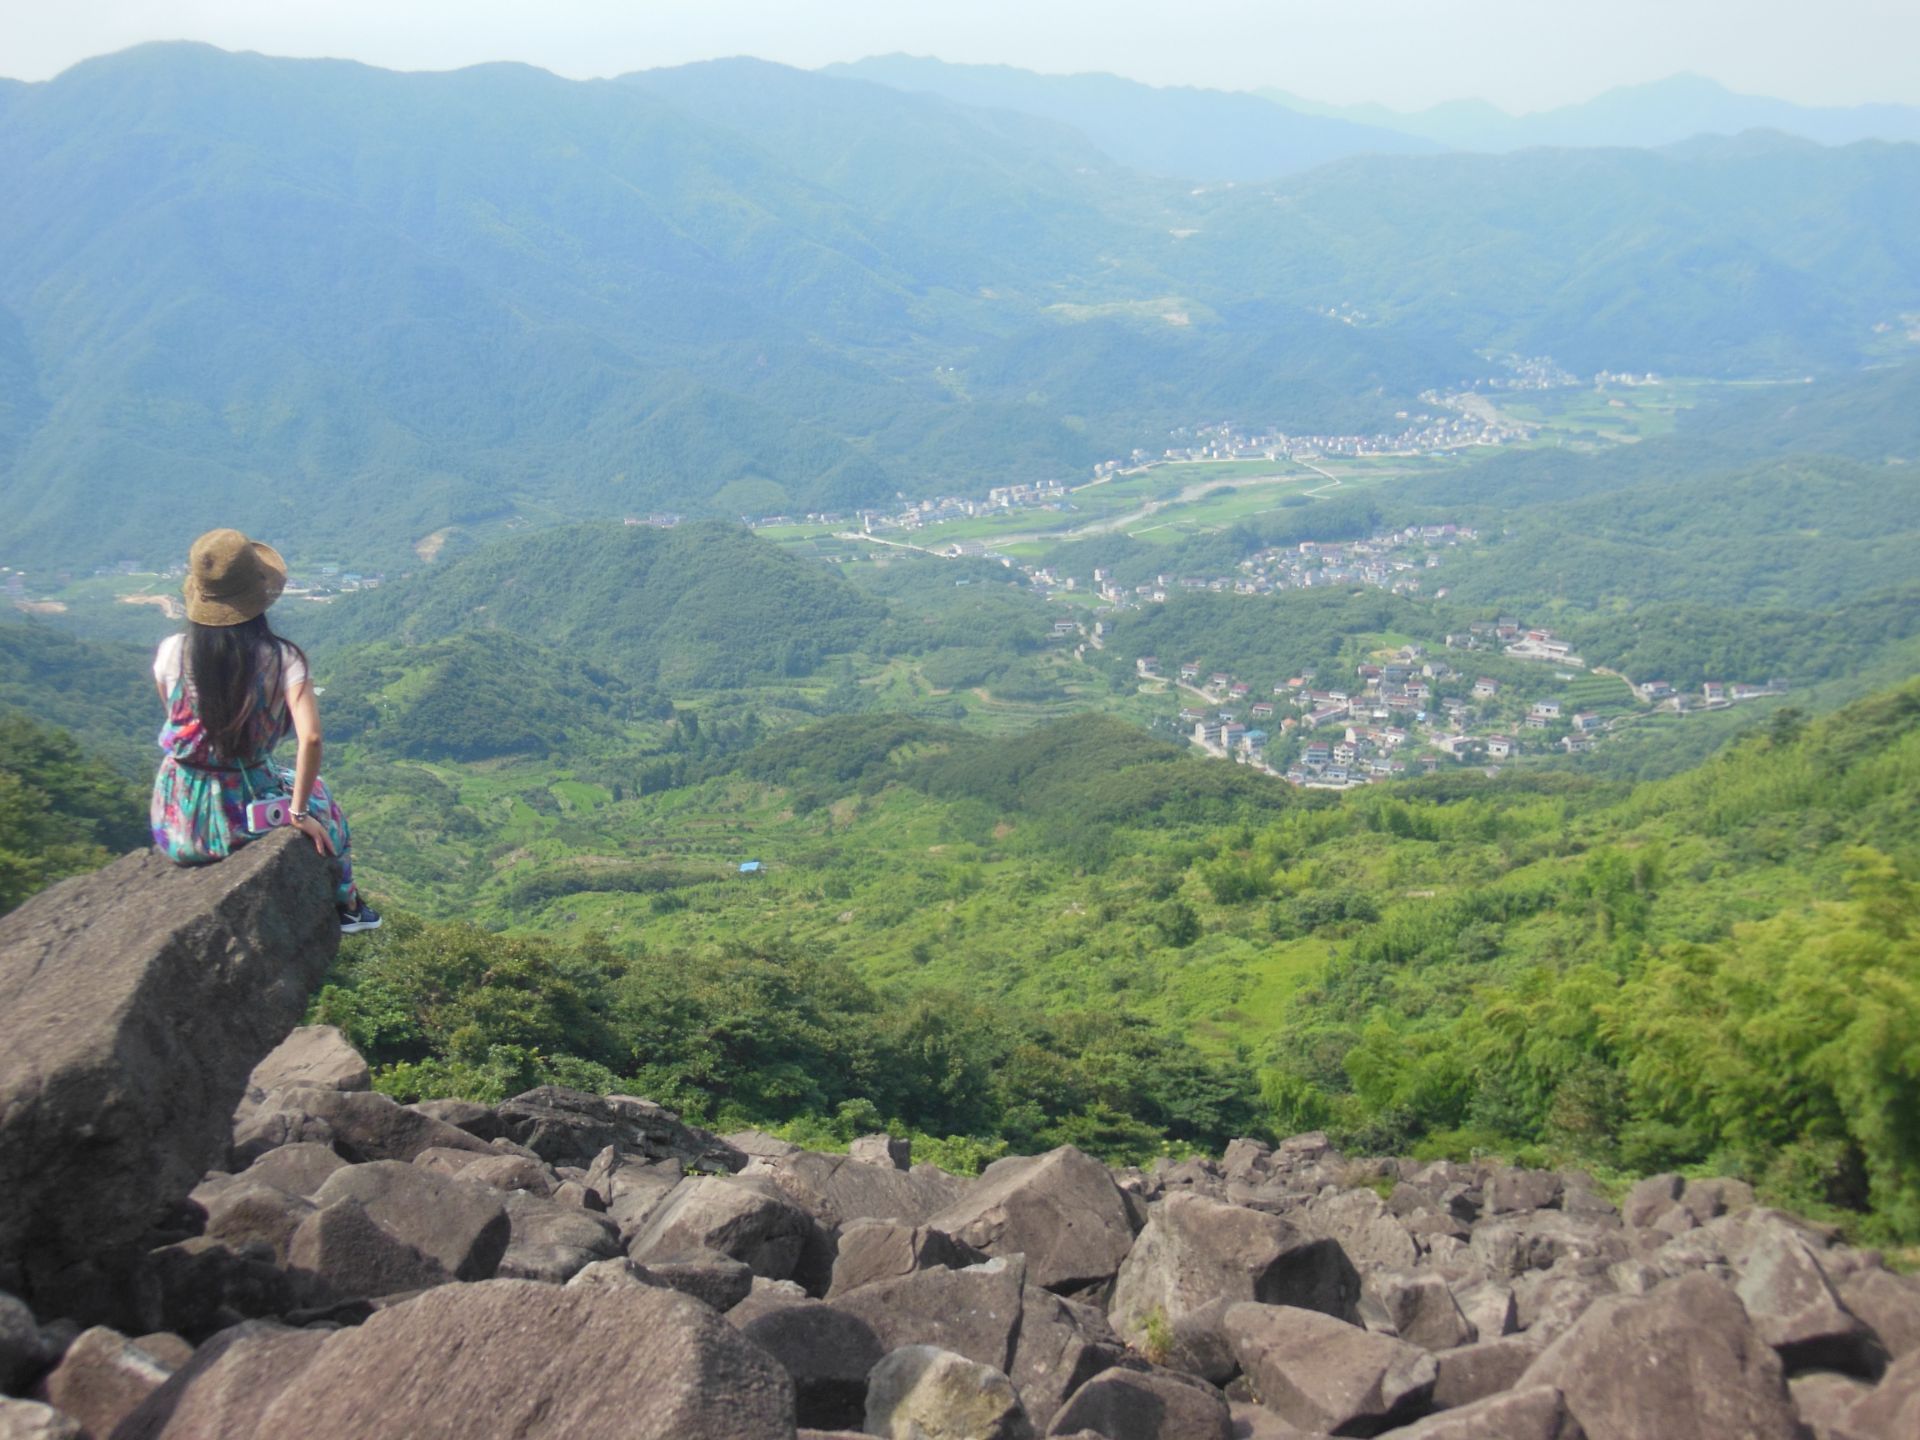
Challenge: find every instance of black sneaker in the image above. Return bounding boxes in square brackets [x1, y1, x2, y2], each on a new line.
[339, 901, 383, 934]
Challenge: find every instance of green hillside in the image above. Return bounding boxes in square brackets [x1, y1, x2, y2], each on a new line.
[303, 521, 888, 687]
[303, 676, 1920, 1240]
[4, 46, 1918, 567]
[0, 712, 147, 913]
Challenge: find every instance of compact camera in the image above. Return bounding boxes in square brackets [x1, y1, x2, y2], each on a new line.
[244, 797, 292, 833]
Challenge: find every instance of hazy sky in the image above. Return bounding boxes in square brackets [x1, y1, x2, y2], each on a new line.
[3, 0, 1916, 112]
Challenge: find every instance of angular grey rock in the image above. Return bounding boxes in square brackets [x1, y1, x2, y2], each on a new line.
[1790, 1371, 1876, 1432]
[1365, 1271, 1475, 1351]
[251, 1279, 793, 1438]
[35, 1328, 174, 1440]
[1010, 1288, 1128, 1433]
[829, 1219, 986, 1297]
[1737, 1230, 1883, 1376]
[628, 1177, 821, 1283]
[1305, 1190, 1421, 1274]
[456, 1153, 556, 1197]
[494, 1191, 621, 1284]
[1620, 1175, 1685, 1230]
[1222, 1138, 1275, 1183]
[1472, 1214, 1628, 1281]
[1046, 1366, 1232, 1440]
[200, 1183, 314, 1267]
[1226, 1399, 1327, 1440]
[309, 1161, 510, 1281]
[1483, 1170, 1565, 1216]
[831, 1260, 1027, 1374]
[232, 1086, 492, 1169]
[928, 1147, 1138, 1294]
[1847, 1348, 1920, 1439]
[849, 1135, 912, 1170]
[1453, 1280, 1519, 1340]
[286, 1199, 449, 1301]
[1376, 1384, 1581, 1439]
[127, 1335, 193, 1371]
[1676, 1177, 1755, 1225]
[583, 1148, 683, 1238]
[114, 1320, 329, 1440]
[494, 1088, 744, 1173]
[0, 1400, 82, 1440]
[410, 1098, 501, 1139]
[1838, 1269, 1920, 1361]
[725, 1130, 803, 1162]
[232, 1141, 347, 1199]
[234, 1024, 367, 1132]
[1522, 1273, 1803, 1440]
[1110, 1193, 1360, 1383]
[0, 834, 337, 1282]
[631, 1250, 757, 1311]
[865, 1345, 1033, 1440]
[1431, 1335, 1544, 1410]
[1513, 1268, 1612, 1343]
[734, 1296, 884, 1430]
[767, 1151, 968, 1232]
[1, 1293, 46, 1393]
[1222, 1302, 1436, 1436]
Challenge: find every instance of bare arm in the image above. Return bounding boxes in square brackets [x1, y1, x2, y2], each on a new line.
[285, 677, 334, 856]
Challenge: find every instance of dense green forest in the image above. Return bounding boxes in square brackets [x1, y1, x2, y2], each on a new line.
[294, 675, 1920, 1241]
[0, 712, 146, 912]
[303, 521, 888, 687]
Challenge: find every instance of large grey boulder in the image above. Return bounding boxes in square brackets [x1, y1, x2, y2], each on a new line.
[230, 1086, 492, 1168]
[1736, 1230, 1884, 1376]
[1046, 1367, 1232, 1440]
[1010, 1288, 1129, 1432]
[767, 1151, 969, 1232]
[229, 1142, 347, 1199]
[1839, 1269, 1920, 1361]
[1223, 1303, 1436, 1436]
[1847, 1348, 1920, 1439]
[493, 1191, 621, 1284]
[583, 1148, 684, 1239]
[0, 1400, 82, 1439]
[1374, 1384, 1581, 1439]
[248, 1280, 791, 1438]
[307, 1162, 509, 1281]
[1110, 1193, 1360, 1382]
[1521, 1273, 1804, 1440]
[627, 1177, 822, 1284]
[926, 1147, 1138, 1294]
[233, 1024, 367, 1130]
[0, 834, 337, 1284]
[1364, 1270, 1475, 1351]
[732, 1296, 884, 1430]
[33, 1328, 175, 1440]
[828, 1220, 986, 1297]
[115, 1321, 329, 1440]
[832, 1260, 1028, 1374]
[494, 1088, 744, 1173]
[865, 1346, 1033, 1440]
[1430, 1335, 1543, 1410]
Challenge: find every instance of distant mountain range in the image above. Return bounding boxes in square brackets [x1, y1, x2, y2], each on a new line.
[837, 57, 1920, 174]
[1262, 72, 1920, 153]
[825, 55, 1441, 181]
[1, 44, 1916, 569]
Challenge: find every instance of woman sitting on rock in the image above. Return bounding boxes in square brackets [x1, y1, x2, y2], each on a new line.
[150, 528, 380, 933]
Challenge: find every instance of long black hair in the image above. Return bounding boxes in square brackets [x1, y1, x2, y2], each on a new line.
[184, 614, 309, 761]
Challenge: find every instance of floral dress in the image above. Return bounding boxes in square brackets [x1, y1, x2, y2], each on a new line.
[149, 642, 359, 908]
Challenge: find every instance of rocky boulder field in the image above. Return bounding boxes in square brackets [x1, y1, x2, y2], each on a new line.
[3, 839, 1919, 1439]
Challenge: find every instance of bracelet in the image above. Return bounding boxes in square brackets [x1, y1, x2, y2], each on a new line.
[290, 809, 311, 823]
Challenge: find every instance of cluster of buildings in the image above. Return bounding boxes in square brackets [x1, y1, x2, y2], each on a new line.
[1065, 525, 1476, 609]
[1445, 619, 1584, 667]
[1151, 408, 1524, 465]
[1143, 643, 1622, 788]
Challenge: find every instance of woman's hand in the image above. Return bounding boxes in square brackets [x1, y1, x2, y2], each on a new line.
[294, 814, 335, 856]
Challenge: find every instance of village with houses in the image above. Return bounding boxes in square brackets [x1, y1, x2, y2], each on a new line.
[1120, 615, 1788, 789]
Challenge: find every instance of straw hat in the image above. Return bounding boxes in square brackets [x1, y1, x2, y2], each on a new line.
[182, 529, 288, 626]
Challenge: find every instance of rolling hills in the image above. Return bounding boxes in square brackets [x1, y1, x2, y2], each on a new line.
[2, 45, 1918, 569]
